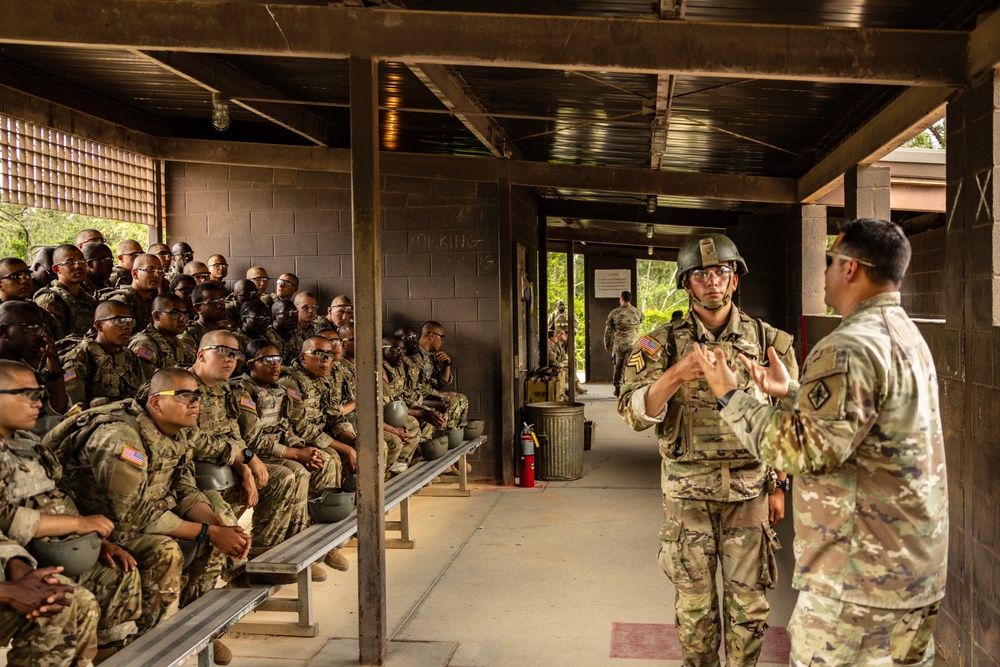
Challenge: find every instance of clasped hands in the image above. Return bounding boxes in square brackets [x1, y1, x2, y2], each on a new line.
[692, 344, 790, 400]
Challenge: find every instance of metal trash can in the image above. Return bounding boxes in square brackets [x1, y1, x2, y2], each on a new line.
[526, 401, 585, 481]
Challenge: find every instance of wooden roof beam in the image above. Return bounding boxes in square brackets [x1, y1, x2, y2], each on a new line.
[0, 1, 969, 86]
[547, 226, 690, 249]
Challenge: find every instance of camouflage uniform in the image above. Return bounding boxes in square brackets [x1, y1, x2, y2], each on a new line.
[331, 359, 356, 405]
[102, 286, 156, 335]
[34, 281, 98, 341]
[383, 360, 425, 463]
[402, 352, 467, 430]
[264, 327, 300, 365]
[80, 276, 113, 300]
[604, 303, 645, 392]
[618, 308, 797, 667]
[233, 374, 339, 510]
[52, 401, 216, 634]
[548, 340, 567, 367]
[109, 265, 132, 289]
[0, 431, 141, 647]
[189, 374, 299, 559]
[278, 362, 342, 452]
[60, 339, 143, 410]
[546, 308, 579, 335]
[128, 326, 197, 381]
[179, 320, 229, 350]
[223, 295, 241, 328]
[0, 530, 100, 667]
[717, 292, 946, 666]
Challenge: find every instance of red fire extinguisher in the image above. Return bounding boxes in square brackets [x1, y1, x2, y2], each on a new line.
[519, 423, 537, 488]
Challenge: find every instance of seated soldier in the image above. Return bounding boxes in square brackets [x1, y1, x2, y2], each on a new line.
[33, 244, 98, 341]
[224, 279, 258, 329]
[0, 302, 69, 415]
[0, 258, 61, 338]
[416, 321, 470, 428]
[148, 244, 173, 293]
[0, 524, 99, 667]
[246, 267, 269, 300]
[180, 283, 230, 349]
[207, 255, 229, 293]
[231, 301, 271, 377]
[293, 291, 322, 342]
[29, 247, 55, 297]
[80, 243, 115, 298]
[317, 329, 355, 441]
[60, 300, 143, 410]
[183, 261, 211, 285]
[187, 331, 302, 583]
[260, 273, 298, 309]
[128, 294, 196, 381]
[52, 367, 250, 664]
[265, 300, 300, 364]
[102, 253, 163, 335]
[74, 230, 105, 250]
[381, 334, 427, 469]
[232, 340, 343, 579]
[317, 295, 352, 333]
[170, 273, 196, 311]
[0, 361, 141, 657]
[164, 242, 193, 288]
[111, 240, 143, 289]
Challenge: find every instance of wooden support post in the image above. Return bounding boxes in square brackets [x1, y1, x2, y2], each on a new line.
[567, 240, 576, 403]
[499, 164, 516, 485]
[537, 203, 549, 373]
[350, 55, 386, 667]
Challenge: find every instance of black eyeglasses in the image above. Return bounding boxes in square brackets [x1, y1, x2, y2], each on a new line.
[201, 345, 241, 360]
[97, 316, 136, 328]
[174, 287, 195, 294]
[3, 323, 46, 335]
[150, 389, 200, 405]
[428, 332, 446, 340]
[303, 350, 336, 361]
[121, 251, 144, 258]
[154, 309, 189, 318]
[0, 387, 45, 401]
[0, 270, 32, 282]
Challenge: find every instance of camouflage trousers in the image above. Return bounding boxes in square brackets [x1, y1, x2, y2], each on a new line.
[399, 415, 424, 465]
[433, 391, 469, 429]
[0, 574, 99, 667]
[76, 561, 141, 645]
[788, 590, 938, 667]
[221, 463, 304, 558]
[658, 493, 775, 667]
[611, 344, 634, 390]
[117, 533, 219, 635]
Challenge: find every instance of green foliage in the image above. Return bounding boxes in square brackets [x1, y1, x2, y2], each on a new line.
[0, 204, 151, 261]
[547, 252, 586, 366]
[904, 119, 946, 150]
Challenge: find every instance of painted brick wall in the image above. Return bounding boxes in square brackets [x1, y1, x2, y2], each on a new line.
[901, 226, 946, 320]
[165, 163, 509, 478]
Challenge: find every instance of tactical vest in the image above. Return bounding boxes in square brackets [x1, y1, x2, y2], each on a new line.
[43, 401, 139, 472]
[61, 338, 142, 404]
[4, 434, 60, 504]
[662, 317, 791, 465]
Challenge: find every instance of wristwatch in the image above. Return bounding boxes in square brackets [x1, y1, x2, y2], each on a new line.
[775, 478, 790, 492]
[242, 447, 255, 463]
[716, 388, 738, 410]
[196, 522, 211, 545]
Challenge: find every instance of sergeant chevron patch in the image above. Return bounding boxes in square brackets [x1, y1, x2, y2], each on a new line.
[627, 350, 645, 374]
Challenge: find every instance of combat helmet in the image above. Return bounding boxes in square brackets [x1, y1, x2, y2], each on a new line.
[675, 234, 747, 311]
[194, 461, 236, 492]
[28, 532, 102, 577]
[384, 400, 408, 428]
[308, 487, 355, 523]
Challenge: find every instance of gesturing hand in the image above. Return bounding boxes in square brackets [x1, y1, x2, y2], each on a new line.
[738, 347, 790, 398]
[692, 345, 739, 399]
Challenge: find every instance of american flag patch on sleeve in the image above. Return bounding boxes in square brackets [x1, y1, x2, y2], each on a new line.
[287, 388, 301, 401]
[134, 347, 153, 361]
[120, 446, 145, 467]
[63, 369, 77, 382]
[637, 335, 662, 356]
[240, 396, 256, 410]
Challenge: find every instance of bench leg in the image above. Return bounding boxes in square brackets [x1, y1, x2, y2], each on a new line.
[298, 567, 314, 627]
[419, 453, 473, 498]
[233, 571, 320, 637]
[199, 642, 214, 667]
[386, 497, 415, 549]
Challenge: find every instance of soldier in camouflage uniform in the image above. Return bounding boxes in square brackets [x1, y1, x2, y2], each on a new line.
[317, 329, 356, 442]
[179, 282, 231, 350]
[260, 273, 299, 310]
[383, 335, 431, 466]
[317, 295, 353, 334]
[246, 267, 270, 300]
[546, 299, 579, 338]
[693, 219, 946, 667]
[60, 301, 143, 410]
[34, 245, 98, 341]
[294, 291, 323, 344]
[397, 325, 468, 431]
[207, 255, 229, 293]
[604, 290, 645, 397]
[0, 300, 70, 415]
[54, 368, 250, 663]
[80, 243, 115, 299]
[102, 253, 163, 335]
[547, 328, 568, 367]
[0, 524, 100, 667]
[618, 234, 797, 667]
[29, 247, 56, 298]
[110, 239, 143, 290]
[128, 294, 197, 381]
[0, 361, 140, 655]
[265, 300, 302, 364]
[224, 279, 258, 328]
[187, 330, 301, 578]
[163, 242, 193, 288]
[182, 261, 211, 284]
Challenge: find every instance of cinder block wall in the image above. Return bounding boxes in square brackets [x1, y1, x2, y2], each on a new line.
[901, 226, 947, 320]
[165, 162, 508, 478]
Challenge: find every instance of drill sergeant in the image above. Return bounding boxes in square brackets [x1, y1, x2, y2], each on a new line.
[617, 234, 797, 667]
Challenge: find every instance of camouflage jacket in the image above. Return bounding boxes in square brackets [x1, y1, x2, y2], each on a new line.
[109, 265, 132, 289]
[278, 362, 335, 449]
[416, 345, 452, 391]
[57, 401, 208, 540]
[34, 280, 98, 341]
[382, 360, 407, 402]
[604, 304, 644, 350]
[719, 292, 947, 609]
[259, 293, 279, 310]
[618, 307, 797, 501]
[128, 326, 197, 381]
[401, 355, 427, 406]
[60, 339, 144, 409]
[103, 286, 156, 335]
[548, 341, 567, 367]
[0, 431, 78, 546]
[230, 374, 305, 459]
[190, 372, 247, 466]
[331, 359, 356, 404]
[81, 276, 114, 299]
[264, 327, 300, 365]
[179, 320, 230, 351]
[546, 309, 579, 334]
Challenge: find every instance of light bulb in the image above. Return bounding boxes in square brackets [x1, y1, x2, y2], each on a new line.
[646, 224, 654, 239]
[648, 246, 654, 256]
[212, 94, 230, 132]
[646, 195, 657, 214]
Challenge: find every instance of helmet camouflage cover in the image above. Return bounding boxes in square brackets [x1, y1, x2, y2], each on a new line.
[675, 234, 748, 289]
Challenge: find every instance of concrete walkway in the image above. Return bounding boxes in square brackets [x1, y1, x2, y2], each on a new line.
[224, 382, 799, 666]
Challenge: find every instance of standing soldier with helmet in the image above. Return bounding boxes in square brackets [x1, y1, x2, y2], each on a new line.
[604, 290, 645, 397]
[617, 234, 797, 667]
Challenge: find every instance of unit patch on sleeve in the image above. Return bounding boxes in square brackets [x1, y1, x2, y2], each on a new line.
[807, 380, 831, 410]
[627, 350, 646, 374]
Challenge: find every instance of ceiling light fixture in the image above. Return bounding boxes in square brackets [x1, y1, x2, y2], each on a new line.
[648, 246, 654, 256]
[646, 223, 654, 239]
[212, 93, 230, 132]
[646, 195, 657, 214]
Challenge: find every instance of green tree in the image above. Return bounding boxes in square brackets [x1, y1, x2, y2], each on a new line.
[546, 252, 586, 367]
[0, 204, 151, 262]
[905, 119, 946, 149]
[635, 259, 687, 335]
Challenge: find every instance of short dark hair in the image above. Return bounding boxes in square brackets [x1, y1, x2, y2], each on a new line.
[245, 338, 276, 362]
[620, 290, 632, 302]
[837, 218, 911, 286]
[191, 281, 224, 304]
[169, 273, 195, 291]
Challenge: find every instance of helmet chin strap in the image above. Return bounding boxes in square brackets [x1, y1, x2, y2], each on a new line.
[687, 281, 735, 312]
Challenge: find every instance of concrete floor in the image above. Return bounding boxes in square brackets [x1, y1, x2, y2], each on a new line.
[223, 382, 800, 666]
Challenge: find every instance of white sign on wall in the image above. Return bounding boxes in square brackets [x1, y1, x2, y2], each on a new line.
[594, 269, 631, 298]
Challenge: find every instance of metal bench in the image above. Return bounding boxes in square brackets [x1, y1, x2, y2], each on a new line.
[235, 435, 486, 637]
[101, 585, 270, 667]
